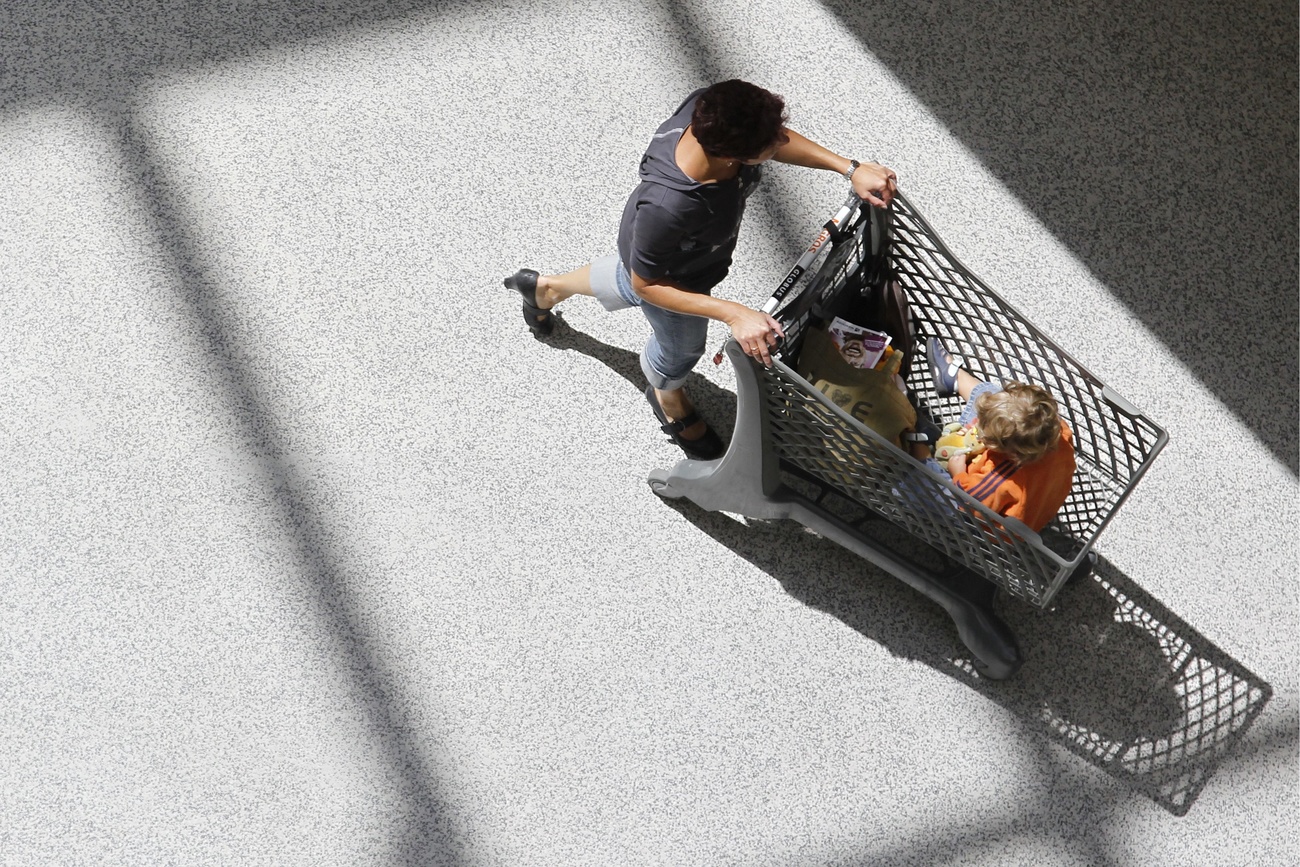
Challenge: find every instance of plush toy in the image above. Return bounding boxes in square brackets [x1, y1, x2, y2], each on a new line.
[934, 422, 986, 462]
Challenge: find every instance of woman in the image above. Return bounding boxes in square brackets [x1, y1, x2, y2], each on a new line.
[505, 80, 897, 459]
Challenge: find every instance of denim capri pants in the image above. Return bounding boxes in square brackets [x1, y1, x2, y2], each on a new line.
[590, 253, 708, 391]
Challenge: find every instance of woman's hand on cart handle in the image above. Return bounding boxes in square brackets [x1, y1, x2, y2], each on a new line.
[724, 303, 785, 368]
[850, 161, 898, 208]
[772, 130, 897, 206]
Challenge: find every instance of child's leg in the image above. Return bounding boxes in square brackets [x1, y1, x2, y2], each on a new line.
[927, 338, 998, 425]
[955, 368, 983, 401]
[928, 337, 986, 398]
[958, 382, 1002, 426]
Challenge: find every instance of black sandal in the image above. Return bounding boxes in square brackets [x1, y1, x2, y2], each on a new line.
[645, 386, 725, 460]
[504, 268, 554, 337]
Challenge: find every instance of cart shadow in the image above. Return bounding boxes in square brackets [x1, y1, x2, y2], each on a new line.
[545, 322, 1272, 817]
[666, 494, 1271, 816]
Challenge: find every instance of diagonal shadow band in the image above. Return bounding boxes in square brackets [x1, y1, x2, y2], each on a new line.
[813, 0, 1299, 475]
[96, 98, 467, 865]
[0, 0, 445, 114]
[551, 324, 1274, 817]
[839, 707, 1298, 867]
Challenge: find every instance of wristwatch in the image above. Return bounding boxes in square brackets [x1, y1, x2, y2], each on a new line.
[843, 159, 860, 181]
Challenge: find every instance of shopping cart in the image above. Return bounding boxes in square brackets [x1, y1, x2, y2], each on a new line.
[648, 192, 1168, 679]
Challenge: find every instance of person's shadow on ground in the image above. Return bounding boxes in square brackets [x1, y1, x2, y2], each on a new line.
[545, 313, 742, 443]
[545, 320, 1273, 817]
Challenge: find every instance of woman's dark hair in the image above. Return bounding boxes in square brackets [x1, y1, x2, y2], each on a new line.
[691, 80, 789, 160]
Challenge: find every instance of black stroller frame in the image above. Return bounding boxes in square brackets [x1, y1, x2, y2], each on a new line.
[649, 192, 1168, 679]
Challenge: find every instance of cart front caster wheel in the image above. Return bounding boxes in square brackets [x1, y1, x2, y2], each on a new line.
[973, 653, 1023, 681]
[647, 470, 675, 498]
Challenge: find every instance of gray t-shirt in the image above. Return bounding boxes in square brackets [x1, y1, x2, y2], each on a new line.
[617, 90, 763, 294]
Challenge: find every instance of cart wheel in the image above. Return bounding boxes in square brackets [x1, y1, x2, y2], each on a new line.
[973, 654, 1023, 681]
[1066, 550, 1099, 585]
[647, 471, 671, 497]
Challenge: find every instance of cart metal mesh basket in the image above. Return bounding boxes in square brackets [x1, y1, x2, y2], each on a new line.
[767, 193, 1167, 608]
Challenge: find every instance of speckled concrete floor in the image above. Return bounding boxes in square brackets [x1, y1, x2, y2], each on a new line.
[1, 1, 1295, 865]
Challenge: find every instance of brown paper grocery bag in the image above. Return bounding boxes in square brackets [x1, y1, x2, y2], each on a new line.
[795, 325, 916, 446]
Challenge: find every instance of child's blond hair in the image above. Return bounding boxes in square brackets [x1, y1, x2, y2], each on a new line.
[974, 381, 1062, 463]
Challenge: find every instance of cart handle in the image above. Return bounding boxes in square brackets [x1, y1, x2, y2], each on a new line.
[712, 192, 865, 365]
[761, 192, 864, 315]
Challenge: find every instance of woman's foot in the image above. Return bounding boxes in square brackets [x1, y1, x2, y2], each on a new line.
[504, 269, 554, 336]
[653, 388, 707, 439]
[645, 386, 724, 460]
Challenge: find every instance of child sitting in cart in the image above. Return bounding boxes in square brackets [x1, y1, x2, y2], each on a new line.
[905, 338, 1076, 533]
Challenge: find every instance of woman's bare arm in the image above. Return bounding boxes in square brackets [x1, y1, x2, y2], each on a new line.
[774, 128, 898, 207]
[631, 272, 784, 367]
